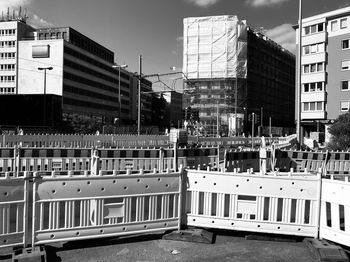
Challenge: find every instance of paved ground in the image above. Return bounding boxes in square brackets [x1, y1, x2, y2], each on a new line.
[0, 230, 328, 262]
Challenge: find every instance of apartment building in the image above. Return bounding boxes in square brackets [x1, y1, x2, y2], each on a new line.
[297, 6, 350, 138]
[183, 15, 295, 136]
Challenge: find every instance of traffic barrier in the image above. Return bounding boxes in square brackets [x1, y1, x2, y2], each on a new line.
[177, 147, 219, 170]
[0, 148, 15, 173]
[320, 175, 350, 247]
[326, 152, 350, 175]
[0, 172, 29, 248]
[31, 169, 182, 246]
[274, 150, 326, 173]
[17, 148, 91, 173]
[185, 169, 321, 238]
[224, 150, 260, 172]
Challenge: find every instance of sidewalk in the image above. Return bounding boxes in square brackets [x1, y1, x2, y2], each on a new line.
[1, 230, 322, 262]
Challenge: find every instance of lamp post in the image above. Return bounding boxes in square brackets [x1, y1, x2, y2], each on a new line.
[112, 64, 128, 125]
[38, 66, 53, 126]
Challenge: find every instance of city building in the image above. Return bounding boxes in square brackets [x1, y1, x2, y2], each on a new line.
[183, 15, 295, 136]
[0, 14, 35, 95]
[295, 6, 350, 141]
[0, 14, 153, 129]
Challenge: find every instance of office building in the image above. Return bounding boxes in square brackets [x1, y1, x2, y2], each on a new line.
[296, 6, 350, 140]
[183, 15, 295, 136]
[0, 16, 153, 129]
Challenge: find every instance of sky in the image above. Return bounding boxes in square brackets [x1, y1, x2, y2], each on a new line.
[2, 0, 350, 91]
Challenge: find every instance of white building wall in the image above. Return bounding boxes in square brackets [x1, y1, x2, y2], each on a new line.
[18, 39, 64, 96]
[0, 21, 18, 95]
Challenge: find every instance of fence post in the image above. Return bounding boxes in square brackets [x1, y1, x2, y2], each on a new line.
[173, 142, 178, 172]
[24, 171, 29, 247]
[91, 148, 100, 176]
[159, 147, 164, 172]
[14, 145, 20, 177]
[316, 169, 323, 239]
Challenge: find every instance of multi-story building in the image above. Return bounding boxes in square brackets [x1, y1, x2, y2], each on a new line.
[296, 6, 350, 140]
[0, 16, 153, 129]
[183, 15, 295, 136]
[0, 15, 35, 95]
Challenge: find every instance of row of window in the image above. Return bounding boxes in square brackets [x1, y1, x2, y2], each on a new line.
[63, 84, 119, 104]
[0, 64, 15, 71]
[65, 46, 130, 80]
[0, 87, 15, 94]
[304, 23, 324, 36]
[0, 41, 15, 48]
[38, 32, 67, 41]
[0, 29, 16, 36]
[303, 43, 325, 55]
[303, 82, 324, 93]
[63, 97, 117, 112]
[330, 17, 348, 32]
[303, 62, 324, 74]
[0, 52, 15, 59]
[303, 101, 324, 112]
[0, 76, 15, 82]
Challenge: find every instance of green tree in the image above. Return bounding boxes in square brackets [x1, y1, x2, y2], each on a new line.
[327, 112, 350, 151]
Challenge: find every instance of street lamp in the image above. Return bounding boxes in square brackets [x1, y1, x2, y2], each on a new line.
[112, 64, 128, 125]
[38, 66, 53, 126]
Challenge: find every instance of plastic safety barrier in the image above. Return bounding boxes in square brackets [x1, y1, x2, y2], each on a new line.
[224, 150, 260, 172]
[0, 172, 29, 248]
[185, 169, 321, 238]
[319, 175, 350, 247]
[31, 169, 182, 246]
[326, 152, 350, 175]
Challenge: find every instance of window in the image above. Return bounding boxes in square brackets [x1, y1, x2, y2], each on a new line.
[303, 82, 324, 92]
[304, 46, 310, 55]
[317, 63, 323, 72]
[342, 60, 350, 70]
[304, 83, 309, 92]
[317, 82, 323, 91]
[341, 18, 348, 29]
[331, 20, 338, 31]
[341, 80, 350, 90]
[303, 63, 324, 74]
[304, 23, 324, 35]
[303, 102, 324, 112]
[341, 101, 350, 111]
[342, 39, 350, 50]
[303, 65, 310, 73]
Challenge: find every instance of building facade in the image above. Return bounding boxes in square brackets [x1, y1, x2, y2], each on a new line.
[0, 17, 153, 129]
[297, 6, 350, 139]
[183, 15, 295, 136]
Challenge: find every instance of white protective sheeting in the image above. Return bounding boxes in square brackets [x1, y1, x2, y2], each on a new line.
[183, 15, 247, 79]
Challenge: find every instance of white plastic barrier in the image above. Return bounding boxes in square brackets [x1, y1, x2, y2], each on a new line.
[0, 172, 29, 248]
[185, 169, 321, 238]
[320, 176, 350, 247]
[31, 169, 182, 246]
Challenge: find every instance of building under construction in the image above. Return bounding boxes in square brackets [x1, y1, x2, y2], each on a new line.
[183, 15, 295, 136]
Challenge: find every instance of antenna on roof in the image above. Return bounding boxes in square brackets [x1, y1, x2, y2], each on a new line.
[12, 9, 15, 20]
[7, 7, 9, 20]
[19, 6, 22, 19]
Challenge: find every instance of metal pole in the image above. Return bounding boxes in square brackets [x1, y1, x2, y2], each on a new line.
[118, 66, 121, 124]
[296, 0, 303, 145]
[234, 22, 239, 136]
[138, 55, 142, 136]
[252, 113, 255, 149]
[216, 102, 219, 137]
[269, 116, 272, 137]
[43, 69, 46, 126]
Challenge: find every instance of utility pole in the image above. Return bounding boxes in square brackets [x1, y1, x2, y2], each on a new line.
[138, 55, 142, 136]
[260, 107, 263, 135]
[296, 0, 303, 146]
[234, 21, 239, 136]
[252, 113, 255, 149]
[269, 116, 272, 137]
[38, 66, 53, 126]
[217, 102, 220, 137]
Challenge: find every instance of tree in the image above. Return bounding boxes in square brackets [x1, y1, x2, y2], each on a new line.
[327, 112, 350, 151]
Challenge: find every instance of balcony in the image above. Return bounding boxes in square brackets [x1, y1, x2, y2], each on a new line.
[301, 111, 326, 120]
[301, 92, 326, 103]
[302, 32, 326, 46]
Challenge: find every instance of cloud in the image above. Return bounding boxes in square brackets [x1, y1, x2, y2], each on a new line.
[29, 13, 53, 28]
[265, 23, 296, 54]
[0, 0, 31, 11]
[184, 0, 220, 8]
[245, 0, 289, 8]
